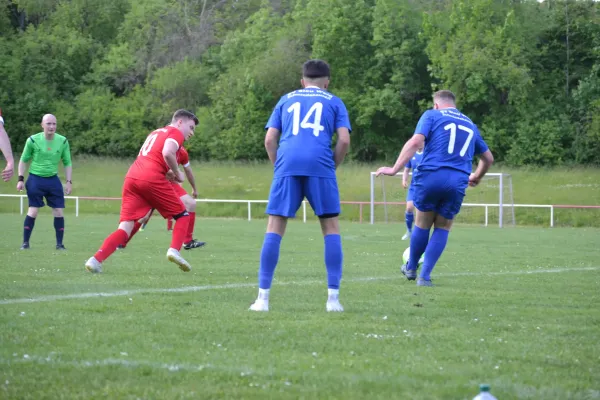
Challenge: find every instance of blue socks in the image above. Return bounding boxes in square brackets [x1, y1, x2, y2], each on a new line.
[23, 215, 35, 243]
[324, 234, 343, 289]
[405, 211, 414, 232]
[408, 226, 430, 271]
[54, 217, 65, 245]
[421, 228, 449, 281]
[258, 233, 282, 289]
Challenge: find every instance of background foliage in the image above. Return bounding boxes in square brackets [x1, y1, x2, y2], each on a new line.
[1, 0, 599, 165]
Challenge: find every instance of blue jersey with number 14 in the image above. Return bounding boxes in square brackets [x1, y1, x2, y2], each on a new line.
[265, 87, 351, 179]
[415, 108, 488, 175]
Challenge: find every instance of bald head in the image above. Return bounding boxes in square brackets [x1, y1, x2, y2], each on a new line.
[41, 114, 57, 135]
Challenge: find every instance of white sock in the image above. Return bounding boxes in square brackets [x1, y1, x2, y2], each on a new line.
[258, 288, 270, 301]
[328, 289, 339, 298]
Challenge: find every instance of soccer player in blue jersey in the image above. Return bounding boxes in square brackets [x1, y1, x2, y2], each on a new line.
[376, 90, 494, 286]
[249, 59, 351, 312]
[401, 148, 423, 240]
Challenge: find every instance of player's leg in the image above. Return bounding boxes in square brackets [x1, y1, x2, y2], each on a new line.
[179, 191, 205, 250]
[416, 173, 467, 286]
[119, 209, 153, 249]
[140, 208, 155, 231]
[86, 220, 136, 273]
[402, 171, 438, 280]
[21, 174, 43, 249]
[46, 175, 66, 250]
[250, 177, 301, 312]
[403, 189, 415, 240]
[147, 180, 192, 272]
[85, 178, 149, 273]
[306, 177, 344, 312]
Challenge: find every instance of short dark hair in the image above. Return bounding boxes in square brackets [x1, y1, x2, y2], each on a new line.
[433, 90, 456, 104]
[172, 109, 199, 125]
[302, 59, 330, 79]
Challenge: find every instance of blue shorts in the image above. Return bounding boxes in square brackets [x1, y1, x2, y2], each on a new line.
[25, 174, 65, 209]
[406, 185, 415, 202]
[266, 176, 340, 218]
[411, 169, 468, 220]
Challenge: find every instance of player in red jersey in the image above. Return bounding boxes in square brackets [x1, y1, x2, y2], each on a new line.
[85, 109, 199, 273]
[119, 145, 206, 250]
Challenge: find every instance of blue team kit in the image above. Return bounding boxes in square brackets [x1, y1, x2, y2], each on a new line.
[264, 87, 352, 218]
[411, 108, 489, 219]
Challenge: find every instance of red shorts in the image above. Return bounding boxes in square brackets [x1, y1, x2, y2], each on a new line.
[120, 178, 186, 222]
[172, 182, 188, 198]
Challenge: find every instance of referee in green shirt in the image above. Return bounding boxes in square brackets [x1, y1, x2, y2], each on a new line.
[16, 114, 73, 250]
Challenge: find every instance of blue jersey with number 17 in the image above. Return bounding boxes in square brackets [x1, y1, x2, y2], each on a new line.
[265, 87, 351, 179]
[414, 108, 488, 175]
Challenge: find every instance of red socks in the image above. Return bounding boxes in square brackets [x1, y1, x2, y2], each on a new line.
[185, 212, 196, 243]
[170, 215, 190, 251]
[95, 229, 128, 262]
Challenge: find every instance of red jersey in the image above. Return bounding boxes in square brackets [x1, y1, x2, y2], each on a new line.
[176, 146, 190, 167]
[126, 126, 184, 182]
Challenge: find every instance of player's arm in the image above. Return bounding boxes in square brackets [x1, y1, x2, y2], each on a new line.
[402, 167, 410, 189]
[265, 128, 280, 165]
[469, 133, 494, 187]
[17, 138, 34, 190]
[0, 116, 15, 181]
[183, 165, 198, 198]
[376, 134, 424, 177]
[469, 150, 494, 187]
[163, 139, 183, 182]
[334, 127, 350, 168]
[62, 139, 73, 194]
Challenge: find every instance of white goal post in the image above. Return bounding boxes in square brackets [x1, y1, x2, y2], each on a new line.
[369, 172, 516, 227]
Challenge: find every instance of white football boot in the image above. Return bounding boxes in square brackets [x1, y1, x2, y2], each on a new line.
[326, 289, 344, 312]
[85, 256, 103, 274]
[249, 289, 269, 312]
[401, 230, 411, 241]
[166, 248, 192, 272]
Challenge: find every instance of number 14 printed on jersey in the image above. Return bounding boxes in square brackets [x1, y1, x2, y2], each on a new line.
[288, 102, 325, 137]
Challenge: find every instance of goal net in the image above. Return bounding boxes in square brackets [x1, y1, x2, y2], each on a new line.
[368, 172, 516, 227]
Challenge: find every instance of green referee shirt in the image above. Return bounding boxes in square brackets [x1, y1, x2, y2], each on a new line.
[20, 132, 72, 177]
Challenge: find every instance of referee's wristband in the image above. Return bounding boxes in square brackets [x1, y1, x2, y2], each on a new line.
[18, 175, 24, 182]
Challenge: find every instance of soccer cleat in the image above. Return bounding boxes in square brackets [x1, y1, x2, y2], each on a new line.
[56, 244, 66, 250]
[166, 248, 191, 272]
[401, 263, 417, 281]
[117, 244, 126, 250]
[85, 256, 103, 273]
[249, 299, 269, 312]
[20, 242, 30, 250]
[183, 239, 206, 250]
[401, 231, 411, 241]
[326, 297, 344, 312]
[416, 278, 434, 287]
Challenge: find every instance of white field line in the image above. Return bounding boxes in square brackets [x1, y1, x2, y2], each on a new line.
[1, 266, 598, 306]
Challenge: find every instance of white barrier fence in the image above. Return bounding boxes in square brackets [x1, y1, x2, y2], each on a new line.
[1, 194, 598, 227]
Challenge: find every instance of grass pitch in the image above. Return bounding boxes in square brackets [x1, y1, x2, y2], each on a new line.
[0, 214, 598, 399]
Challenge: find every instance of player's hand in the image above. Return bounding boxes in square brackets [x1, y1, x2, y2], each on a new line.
[174, 171, 185, 183]
[16, 181, 24, 192]
[402, 181, 408, 189]
[468, 173, 480, 187]
[165, 170, 177, 182]
[64, 182, 72, 195]
[375, 167, 395, 177]
[192, 189, 198, 199]
[2, 162, 13, 182]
